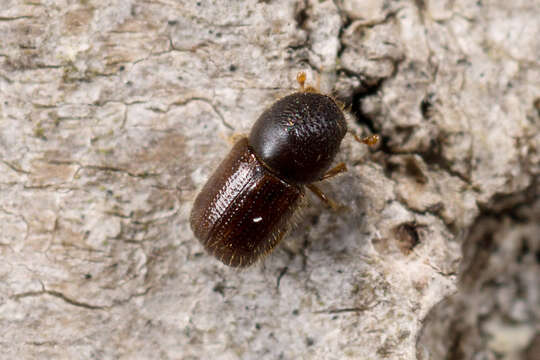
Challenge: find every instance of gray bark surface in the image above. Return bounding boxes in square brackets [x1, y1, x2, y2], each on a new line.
[0, 1, 538, 359]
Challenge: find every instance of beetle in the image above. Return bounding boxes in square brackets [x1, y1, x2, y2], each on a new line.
[190, 73, 378, 267]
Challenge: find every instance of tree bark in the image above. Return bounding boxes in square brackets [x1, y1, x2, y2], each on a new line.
[1, 1, 538, 359]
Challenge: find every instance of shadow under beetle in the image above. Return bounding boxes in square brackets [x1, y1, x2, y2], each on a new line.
[190, 73, 378, 267]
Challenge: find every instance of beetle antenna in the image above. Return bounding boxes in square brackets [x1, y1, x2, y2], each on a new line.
[296, 71, 319, 93]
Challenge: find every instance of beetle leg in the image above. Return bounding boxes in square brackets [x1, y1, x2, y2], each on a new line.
[321, 162, 347, 180]
[307, 183, 340, 211]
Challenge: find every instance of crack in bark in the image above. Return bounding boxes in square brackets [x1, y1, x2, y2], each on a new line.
[80, 163, 158, 179]
[0, 16, 34, 21]
[1, 160, 31, 174]
[313, 303, 378, 314]
[169, 96, 232, 130]
[45, 290, 106, 310]
[25, 341, 59, 346]
[12, 286, 152, 311]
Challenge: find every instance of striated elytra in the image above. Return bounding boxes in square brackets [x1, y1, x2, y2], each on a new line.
[190, 84, 375, 267]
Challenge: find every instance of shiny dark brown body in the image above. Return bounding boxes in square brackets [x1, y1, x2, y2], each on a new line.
[190, 92, 347, 267]
[190, 138, 304, 267]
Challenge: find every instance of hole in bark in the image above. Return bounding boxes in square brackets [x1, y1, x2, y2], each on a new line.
[393, 222, 422, 255]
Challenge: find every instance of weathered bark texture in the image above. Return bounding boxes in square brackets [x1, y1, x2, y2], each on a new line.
[0, 0, 538, 359]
